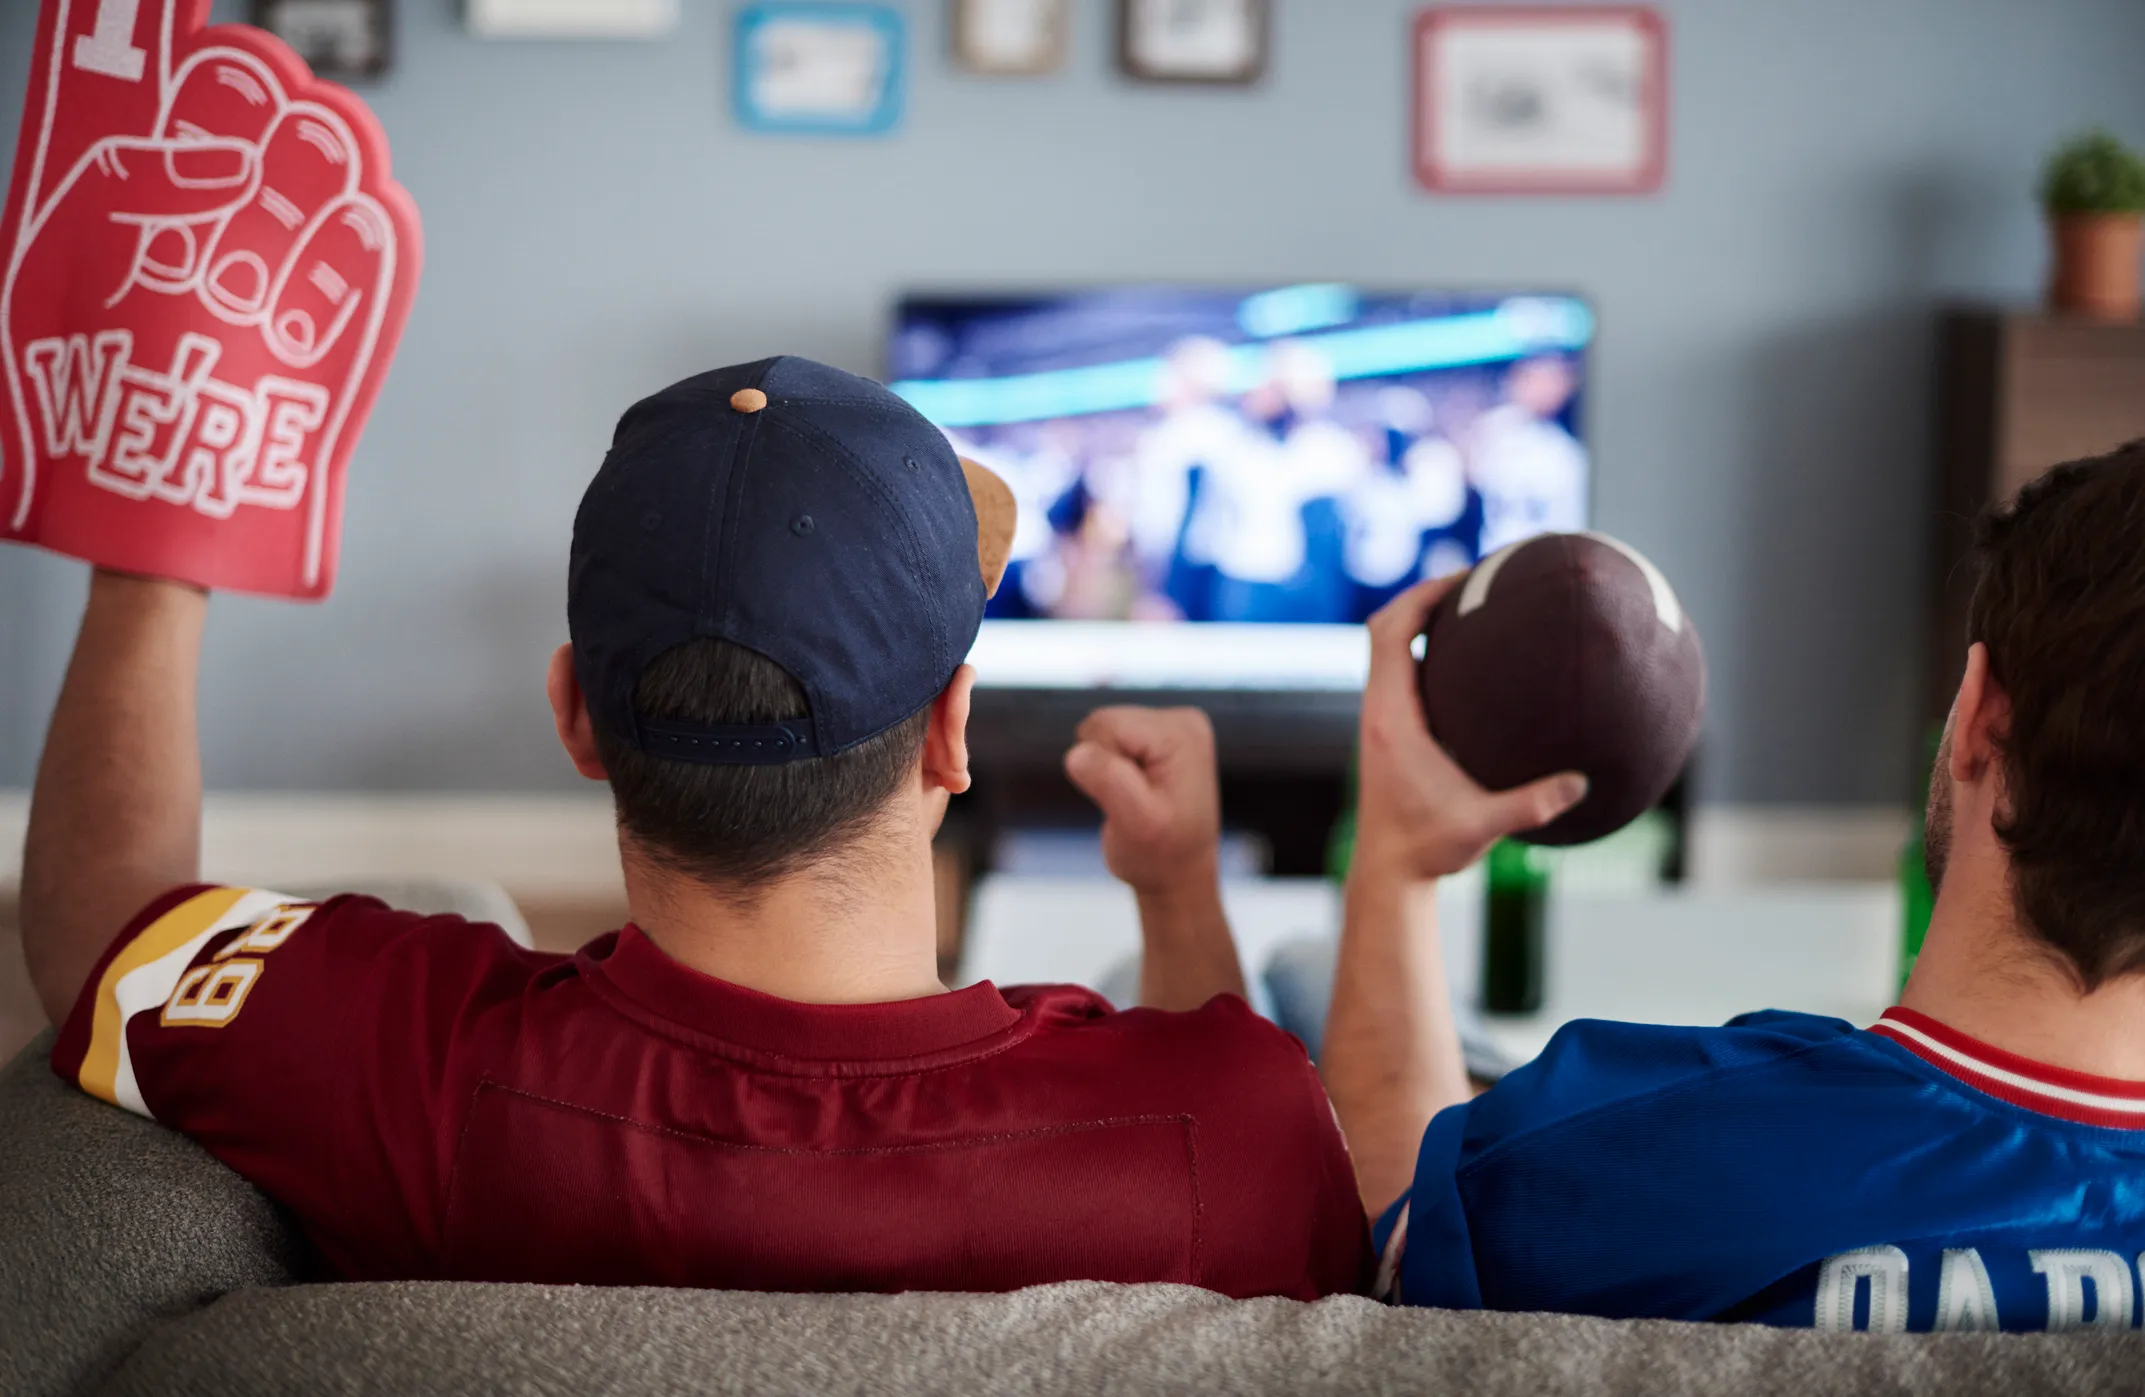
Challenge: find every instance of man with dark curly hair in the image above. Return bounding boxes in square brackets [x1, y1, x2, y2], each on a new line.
[1318, 439, 2145, 1332]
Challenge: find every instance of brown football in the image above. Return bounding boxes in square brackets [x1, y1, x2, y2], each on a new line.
[1417, 532, 1705, 846]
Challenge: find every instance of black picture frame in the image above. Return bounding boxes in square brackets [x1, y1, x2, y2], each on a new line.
[1116, 0, 1269, 86]
[251, 0, 392, 80]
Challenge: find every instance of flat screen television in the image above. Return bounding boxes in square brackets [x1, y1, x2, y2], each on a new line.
[889, 286, 1593, 690]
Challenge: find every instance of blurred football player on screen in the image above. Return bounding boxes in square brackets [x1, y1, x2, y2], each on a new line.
[1123, 336, 1232, 619]
[1339, 387, 1475, 616]
[1469, 355, 1586, 556]
[1207, 342, 1364, 624]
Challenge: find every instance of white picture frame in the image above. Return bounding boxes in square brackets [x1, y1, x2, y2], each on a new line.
[465, 0, 680, 40]
[953, 0, 1069, 76]
[1415, 6, 1668, 195]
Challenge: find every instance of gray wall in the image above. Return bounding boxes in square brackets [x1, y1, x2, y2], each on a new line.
[4, 0, 2144, 802]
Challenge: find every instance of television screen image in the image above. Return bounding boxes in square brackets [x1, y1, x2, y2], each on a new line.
[890, 287, 1593, 689]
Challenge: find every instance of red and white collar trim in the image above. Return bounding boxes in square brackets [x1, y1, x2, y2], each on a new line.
[1870, 1007, 2145, 1129]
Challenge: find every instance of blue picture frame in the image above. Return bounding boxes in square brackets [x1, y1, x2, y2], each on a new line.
[734, 3, 905, 136]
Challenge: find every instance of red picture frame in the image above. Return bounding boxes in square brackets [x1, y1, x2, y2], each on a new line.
[1414, 6, 1668, 196]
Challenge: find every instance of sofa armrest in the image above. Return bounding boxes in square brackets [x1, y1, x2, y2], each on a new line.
[0, 1032, 297, 1397]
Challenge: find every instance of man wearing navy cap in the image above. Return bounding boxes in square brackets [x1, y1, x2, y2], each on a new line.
[22, 356, 1370, 1297]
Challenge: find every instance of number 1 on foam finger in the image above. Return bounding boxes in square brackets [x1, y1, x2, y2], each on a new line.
[73, 0, 148, 82]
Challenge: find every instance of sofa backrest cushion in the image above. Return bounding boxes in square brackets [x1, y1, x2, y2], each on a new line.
[96, 1277, 2143, 1397]
[10, 1032, 2145, 1397]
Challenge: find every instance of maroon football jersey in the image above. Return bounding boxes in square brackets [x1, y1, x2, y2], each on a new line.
[52, 884, 1370, 1298]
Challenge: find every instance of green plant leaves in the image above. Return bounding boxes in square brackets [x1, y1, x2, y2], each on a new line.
[2042, 130, 2145, 215]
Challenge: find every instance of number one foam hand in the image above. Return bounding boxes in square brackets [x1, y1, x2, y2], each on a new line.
[0, 0, 420, 598]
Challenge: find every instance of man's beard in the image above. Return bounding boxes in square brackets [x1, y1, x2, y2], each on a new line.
[1923, 732, 1954, 894]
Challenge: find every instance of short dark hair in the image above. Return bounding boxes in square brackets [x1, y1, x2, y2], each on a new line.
[592, 639, 930, 891]
[1967, 439, 2145, 989]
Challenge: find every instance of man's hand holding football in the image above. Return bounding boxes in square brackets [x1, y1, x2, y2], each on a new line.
[1351, 575, 1588, 888]
[1323, 575, 1586, 1216]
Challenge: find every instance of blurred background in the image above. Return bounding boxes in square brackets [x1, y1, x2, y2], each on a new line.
[3, 0, 2144, 1057]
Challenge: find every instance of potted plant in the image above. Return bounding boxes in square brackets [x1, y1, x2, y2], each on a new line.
[2041, 130, 2145, 321]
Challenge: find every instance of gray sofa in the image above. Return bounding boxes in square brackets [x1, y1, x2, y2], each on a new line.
[4, 1036, 2139, 1396]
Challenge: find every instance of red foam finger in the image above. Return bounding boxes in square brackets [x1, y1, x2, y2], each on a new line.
[137, 52, 285, 293]
[97, 136, 253, 220]
[17, 135, 254, 322]
[14, 0, 195, 217]
[264, 194, 387, 369]
[201, 103, 360, 323]
[135, 49, 285, 293]
[137, 222, 197, 281]
[0, 0, 422, 599]
[159, 49, 284, 146]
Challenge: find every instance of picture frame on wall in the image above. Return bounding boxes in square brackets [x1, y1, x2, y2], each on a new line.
[735, 3, 906, 136]
[1118, 0, 1269, 86]
[953, 0, 1070, 76]
[465, 0, 680, 40]
[1414, 6, 1668, 195]
[251, 0, 390, 79]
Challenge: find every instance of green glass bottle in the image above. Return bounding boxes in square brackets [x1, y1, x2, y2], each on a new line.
[1483, 838, 1549, 1014]
[1898, 725, 1944, 991]
[1325, 758, 1358, 886]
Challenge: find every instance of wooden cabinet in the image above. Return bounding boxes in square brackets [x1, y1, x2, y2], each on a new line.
[1928, 310, 2145, 723]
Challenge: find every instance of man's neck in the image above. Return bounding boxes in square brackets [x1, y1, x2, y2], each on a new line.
[619, 833, 946, 1006]
[1901, 844, 2145, 1080]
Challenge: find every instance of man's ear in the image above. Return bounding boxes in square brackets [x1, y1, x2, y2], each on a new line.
[1949, 642, 2010, 788]
[547, 643, 609, 782]
[922, 664, 976, 797]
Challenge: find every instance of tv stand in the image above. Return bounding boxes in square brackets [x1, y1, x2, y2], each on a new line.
[951, 687, 1359, 878]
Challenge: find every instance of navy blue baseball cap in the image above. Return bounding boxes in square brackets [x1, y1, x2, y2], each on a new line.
[568, 356, 1014, 765]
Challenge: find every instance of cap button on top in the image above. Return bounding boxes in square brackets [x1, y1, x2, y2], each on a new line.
[730, 388, 768, 413]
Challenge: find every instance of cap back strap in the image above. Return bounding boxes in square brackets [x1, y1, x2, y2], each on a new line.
[635, 716, 820, 765]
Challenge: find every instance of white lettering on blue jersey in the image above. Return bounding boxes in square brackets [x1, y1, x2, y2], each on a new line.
[1934, 1248, 2001, 1331]
[1391, 1011, 2145, 1329]
[2031, 1249, 2134, 1331]
[1817, 1247, 2145, 1332]
[1814, 1246, 1908, 1333]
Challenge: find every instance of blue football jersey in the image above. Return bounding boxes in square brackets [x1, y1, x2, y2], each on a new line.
[1374, 1007, 2145, 1331]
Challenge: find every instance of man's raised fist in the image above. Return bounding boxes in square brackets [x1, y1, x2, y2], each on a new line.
[0, 0, 420, 597]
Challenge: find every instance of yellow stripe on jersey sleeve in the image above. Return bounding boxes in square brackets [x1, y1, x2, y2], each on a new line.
[77, 886, 293, 1116]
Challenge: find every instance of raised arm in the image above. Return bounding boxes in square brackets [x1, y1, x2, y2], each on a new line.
[1321, 578, 1587, 1215]
[21, 570, 208, 1027]
[1064, 705, 1245, 1011]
